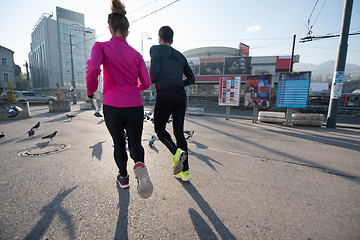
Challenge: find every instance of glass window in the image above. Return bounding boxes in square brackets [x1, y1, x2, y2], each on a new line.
[1, 58, 7, 66]
[3, 73, 8, 81]
[23, 92, 35, 96]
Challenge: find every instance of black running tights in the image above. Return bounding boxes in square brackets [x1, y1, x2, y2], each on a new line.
[154, 87, 189, 171]
[103, 105, 144, 177]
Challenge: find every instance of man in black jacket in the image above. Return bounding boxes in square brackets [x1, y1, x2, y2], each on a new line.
[150, 26, 195, 181]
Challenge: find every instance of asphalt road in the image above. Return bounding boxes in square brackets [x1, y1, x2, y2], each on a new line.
[0, 105, 359, 239]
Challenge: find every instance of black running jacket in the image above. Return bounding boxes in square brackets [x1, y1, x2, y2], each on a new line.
[150, 45, 195, 91]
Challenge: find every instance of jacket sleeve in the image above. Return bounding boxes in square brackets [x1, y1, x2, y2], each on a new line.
[86, 42, 103, 96]
[183, 60, 195, 86]
[137, 57, 151, 91]
[149, 46, 160, 83]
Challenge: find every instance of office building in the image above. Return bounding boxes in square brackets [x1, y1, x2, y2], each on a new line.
[28, 7, 95, 98]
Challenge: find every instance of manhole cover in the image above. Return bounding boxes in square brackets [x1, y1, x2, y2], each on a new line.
[18, 143, 71, 157]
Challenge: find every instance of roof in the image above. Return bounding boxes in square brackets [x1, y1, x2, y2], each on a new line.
[183, 47, 239, 58]
[0, 45, 14, 54]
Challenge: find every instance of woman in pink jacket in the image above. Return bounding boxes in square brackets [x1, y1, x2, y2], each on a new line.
[86, 0, 153, 199]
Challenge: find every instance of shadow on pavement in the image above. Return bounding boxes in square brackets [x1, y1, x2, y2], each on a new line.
[237, 120, 360, 152]
[114, 183, 130, 240]
[187, 118, 360, 183]
[188, 148, 222, 172]
[179, 181, 237, 240]
[24, 186, 77, 240]
[189, 208, 218, 240]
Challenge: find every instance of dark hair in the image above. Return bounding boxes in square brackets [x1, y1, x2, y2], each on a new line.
[108, 0, 129, 37]
[158, 26, 173, 43]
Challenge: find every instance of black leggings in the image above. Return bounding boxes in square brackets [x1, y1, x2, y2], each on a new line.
[103, 105, 144, 177]
[154, 87, 189, 171]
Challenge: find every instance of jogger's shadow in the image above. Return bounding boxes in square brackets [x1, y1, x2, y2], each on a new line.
[24, 186, 77, 240]
[114, 183, 130, 240]
[188, 148, 222, 172]
[178, 181, 236, 240]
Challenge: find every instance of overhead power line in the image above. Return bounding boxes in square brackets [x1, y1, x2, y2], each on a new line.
[300, 31, 360, 42]
[131, 0, 180, 23]
[306, 0, 328, 36]
[128, 0, 162, 14]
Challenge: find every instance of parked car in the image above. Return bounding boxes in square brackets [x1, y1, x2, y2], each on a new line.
[1, 91, 56, 104]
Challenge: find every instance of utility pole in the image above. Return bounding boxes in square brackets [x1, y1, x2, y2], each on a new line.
[285, 34, 296, 127]
[290, 35, 296, 73]
[326, 0, 353, 128]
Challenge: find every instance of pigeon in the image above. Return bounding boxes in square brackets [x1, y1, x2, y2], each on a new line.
[7, 106, 23, 118]
[32, 122, 40, 130]
[144, 111, 152, 120]
[42, 131, 57, 140]
[66, 114, 76, 120]
[149, 135, 156, 147]
[27, 128, 35, 137]
[184, 130, 194, 140]
[0, 132, 5, 139]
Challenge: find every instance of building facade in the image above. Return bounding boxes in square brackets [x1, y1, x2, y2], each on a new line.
[0, 45, 16, 91]
[29, 7, 95, 98]
[182, 46, 300, 104]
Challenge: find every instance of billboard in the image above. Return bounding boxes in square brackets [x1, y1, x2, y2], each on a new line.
[245, 75, 272, 107]
[200, 58, 224, 75]
[276, 71, 311, 108]
[219, 77, 241, 106]
[239, 43, 250, 56]
[224, 57, 252, 74]
[188, 58, 200, 76]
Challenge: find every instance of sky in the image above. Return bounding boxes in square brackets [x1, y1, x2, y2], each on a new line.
[1, 0, 359, 72]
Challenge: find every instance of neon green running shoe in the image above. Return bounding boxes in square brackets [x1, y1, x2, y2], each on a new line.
[174, 171, 191, 181]
[172, 148, 187, 175]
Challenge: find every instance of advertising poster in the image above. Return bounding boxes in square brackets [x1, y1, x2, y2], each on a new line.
[200, 58, 224, 75]
[245, 75, 272, 107]
[187, 58, 200, 76]
[330, 71, 344, 99]
[276, 71, 311, 108]
[224, 56, 252, 74]
[218, 77, 241, 106]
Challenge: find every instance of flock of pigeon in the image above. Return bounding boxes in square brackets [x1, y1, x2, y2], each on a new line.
[144, 111, 195, 148]
[0, 105, 68, 141]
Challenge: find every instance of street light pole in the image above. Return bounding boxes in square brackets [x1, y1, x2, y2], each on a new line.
[69, 24, 92, 105]
[141, 32, 152, 56]
[69, 34, 76, 104]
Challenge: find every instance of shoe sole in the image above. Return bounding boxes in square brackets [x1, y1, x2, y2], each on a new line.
[174, 174, 191, 182]
[134, 163, 153, 199]
[173, 151, 187, 175]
